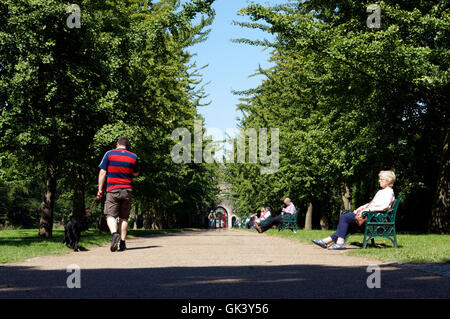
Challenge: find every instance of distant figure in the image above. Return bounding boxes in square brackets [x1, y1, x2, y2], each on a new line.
[248, 208, 263, 228]
[208, 211, 215, 228]
[254, 207, 271, 225]
[312, 170, 396, 250]
[254, 198, 296, 233]
[244, 215, 252, 229]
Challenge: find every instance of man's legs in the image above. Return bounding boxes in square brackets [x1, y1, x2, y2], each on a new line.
[107, 216, 118, 234]
[119, 218, 128, 241]
[117, 189, 132, 251]
[104, 192, 121, 251]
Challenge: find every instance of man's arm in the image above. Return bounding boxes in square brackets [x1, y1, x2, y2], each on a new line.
[97, 169, 107, 199]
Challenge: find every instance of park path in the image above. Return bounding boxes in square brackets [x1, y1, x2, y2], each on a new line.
[0, 229, 449, 298]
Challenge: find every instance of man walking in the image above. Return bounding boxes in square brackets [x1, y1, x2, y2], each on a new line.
[254, 198, 296, 233]
[97, 137, 140, 252]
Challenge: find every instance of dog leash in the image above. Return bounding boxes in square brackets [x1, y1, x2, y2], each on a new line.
[81, 198, 98, 221]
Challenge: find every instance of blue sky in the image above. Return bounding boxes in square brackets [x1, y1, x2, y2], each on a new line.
[189, 0, 286, 134]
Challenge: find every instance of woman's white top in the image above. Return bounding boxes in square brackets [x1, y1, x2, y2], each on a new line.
[366, 187, 395, 211]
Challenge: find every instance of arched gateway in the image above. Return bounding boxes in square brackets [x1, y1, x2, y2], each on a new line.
[210, 183, 237, 229]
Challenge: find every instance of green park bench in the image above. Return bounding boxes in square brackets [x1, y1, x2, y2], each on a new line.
[278, 208, 300, 232]
[345, 194, 403, 248]
[259, 216, 272, 228]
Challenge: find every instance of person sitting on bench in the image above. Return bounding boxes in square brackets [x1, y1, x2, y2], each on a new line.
[312, 170, 396, 250]
[254, 199, 296, 233]
[254, 207, 272, 225]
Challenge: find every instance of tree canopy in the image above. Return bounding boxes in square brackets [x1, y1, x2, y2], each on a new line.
[225, 0, 449, 233]
[0, 0, 220, 235]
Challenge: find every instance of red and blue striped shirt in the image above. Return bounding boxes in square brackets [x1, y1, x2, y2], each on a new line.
[99, 148, 140, 192]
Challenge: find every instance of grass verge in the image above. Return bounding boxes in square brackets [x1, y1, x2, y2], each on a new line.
[239, 228, 450, 264]
[0, 228, 195, 264]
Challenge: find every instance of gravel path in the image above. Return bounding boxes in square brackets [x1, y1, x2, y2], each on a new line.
[0, 229, 449, 298]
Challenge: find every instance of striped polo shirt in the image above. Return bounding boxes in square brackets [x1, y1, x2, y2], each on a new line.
[99, 148, 140, 192]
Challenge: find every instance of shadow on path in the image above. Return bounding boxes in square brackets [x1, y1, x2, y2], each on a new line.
[1, 263, 449, 299]
[125, 246, 161, 251]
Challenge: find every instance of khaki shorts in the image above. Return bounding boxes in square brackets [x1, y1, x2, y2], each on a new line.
[104, 189, 132, 220]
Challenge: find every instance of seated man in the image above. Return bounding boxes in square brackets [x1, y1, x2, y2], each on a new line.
[254, 199, 295, 233]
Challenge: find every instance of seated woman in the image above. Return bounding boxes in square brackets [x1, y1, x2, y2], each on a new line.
[255, 207, 271, 224]
[312, 170, 396, 250]
[248, 208, 263, 229]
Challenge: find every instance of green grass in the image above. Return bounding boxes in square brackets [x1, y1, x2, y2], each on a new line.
[2, 227, 448, 265]
[0, 228, 195, 264]
[241, 228, 450, 264]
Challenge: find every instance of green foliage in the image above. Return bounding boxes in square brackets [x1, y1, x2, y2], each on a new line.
[226, 0, 449, 231]
[0, 0, 220, 229]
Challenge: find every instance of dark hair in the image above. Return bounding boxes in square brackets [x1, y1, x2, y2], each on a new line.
[265, 206, 272, 212]
[117, 136, 131, 150]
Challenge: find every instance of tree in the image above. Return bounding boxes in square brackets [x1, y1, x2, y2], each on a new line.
[226, 0, 449, 232]
[1, 0, 220, 233]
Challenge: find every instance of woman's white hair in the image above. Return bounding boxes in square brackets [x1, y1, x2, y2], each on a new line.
[379, 170, 396, 186]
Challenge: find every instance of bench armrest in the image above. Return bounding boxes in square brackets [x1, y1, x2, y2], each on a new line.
[362, 209, 391, 217]
[282, 214, 295, 221]
[362, 209, 395, 224]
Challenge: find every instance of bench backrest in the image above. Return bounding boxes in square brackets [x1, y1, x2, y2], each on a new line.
[374, 193, 403, 224]
[294, 208, 300, 223]
[390, 193, 403, 220]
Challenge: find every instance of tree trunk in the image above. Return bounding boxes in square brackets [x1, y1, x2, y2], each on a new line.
[143, 211, 152, 229]
[151, 211, 163, 230]
[133, 205, 138, 230]
[98, 195, 108, 231]
[430, 126, 450, 233]
[72, 169, 85, 220]
[342, 183, 352, 210]
[320, 201, 329, 230]
[38, 165, 57, 238]
[304, 202, 313, 230]
[98, 214, 108, 232]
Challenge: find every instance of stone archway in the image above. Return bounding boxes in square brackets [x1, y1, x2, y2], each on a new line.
[216, 183, 237, 229]
[231, 216, 237, 228]
[213, 206, 228, 229]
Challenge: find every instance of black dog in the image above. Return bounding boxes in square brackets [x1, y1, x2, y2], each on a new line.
[62, 216, 87, 252]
